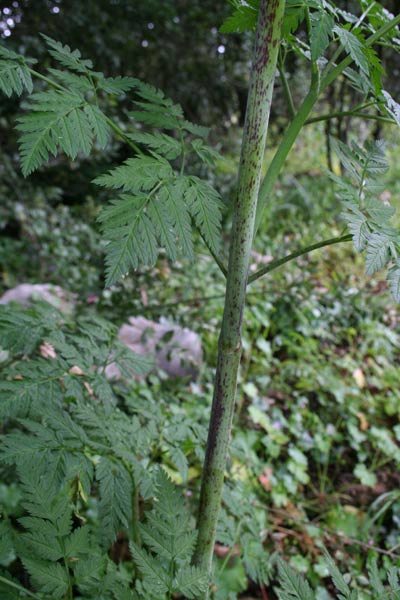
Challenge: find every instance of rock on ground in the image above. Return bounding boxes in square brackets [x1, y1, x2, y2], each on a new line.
[0, 283, 76, 313]
[112, 316, 203, 380]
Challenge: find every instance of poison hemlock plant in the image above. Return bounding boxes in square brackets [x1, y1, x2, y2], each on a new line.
[130, 470, 207, 599]
[1, 1, 400, 599]
[275, 553, 400, 600]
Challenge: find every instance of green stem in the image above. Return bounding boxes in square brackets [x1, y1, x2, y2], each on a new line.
[131, 483, 141, 546]
[278, 52, 295, 119]
[305, 110, 395, 126]
[27, 66, 65, 91]
[219, 521, 242, 575]
[254, 68, 320, 233]
[103, 114, 142, 154]
[320, 13, 400, 92]
[197, 230, 227, 277]
[0, 576, 43, 600]
[248, 234, 352, 284]
[192, 0, 285, 592]
[254, 13, 400, 235]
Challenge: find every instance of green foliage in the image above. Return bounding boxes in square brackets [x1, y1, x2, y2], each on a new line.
[310, 10, 335, 61]
[330, 140, 400, 300]
[0, 301, 211, 599]
[275, 555, 400, 599]
[0, 46, 34, 97]
[1, 3, 400, 599]
[0, 36, 223, 285]
[130, 470, 207, 599]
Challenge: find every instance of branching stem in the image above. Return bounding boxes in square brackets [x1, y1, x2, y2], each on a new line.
[247, 234, 352, 284]
[254, 13, 400, 234]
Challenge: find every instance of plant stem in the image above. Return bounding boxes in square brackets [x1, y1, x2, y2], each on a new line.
[278, 51, 295, 119]
[247, 234, 352, 284]
[254, 13, 400, 235]
[0, 576, 43, 600]
[320, 13, 400, 92]
[305, 110, 395, 126]
[254, 68, 320, 233]
[192, 0, 285, 591]
[131, 483, 141, 546]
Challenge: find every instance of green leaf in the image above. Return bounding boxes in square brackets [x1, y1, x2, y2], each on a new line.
[342, 205, 369, 252]
[22, 557, 69, 598]
[354, 463, 377, 487]
[324, 552, 352, 599]
[64, 526, 91, 559]
[73, 555, 106, 594]
[382, 90, 400, 127]
[310, 10, 335, 61]
[160, 181, 194, 261]
[184, 176, 223, 255]
[41, 34, 94, 74]
[18, 530, 64, 562]
[173, 565, 208, 598]
[97, 75, 138, 94]
[276, 557, 314, 600]
[387, 262, 400, 303]
[0, 60, 33, 97]
[220, 4, 258, 34]
[333, 25, 369, 74]
[282, 0, 306, 38]
[16, 90, 95, 176]
[129, 544, 169, 596]
[126, 131, 182, 160]
[98, 193, 158, 286]
[84, 104, 110, 148]
[365, 233, 390, 275]
[365, 197, 395, 226]
[94, 156, 173, 192]
[96, 457, 132, 546]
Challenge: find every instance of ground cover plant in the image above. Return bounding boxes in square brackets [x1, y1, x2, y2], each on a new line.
[1, 0, 400, 598]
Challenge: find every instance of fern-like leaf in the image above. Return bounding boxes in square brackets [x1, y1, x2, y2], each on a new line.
[41, 34, 94, 74]
[387, 262, 400, 303]
[94, 156, 173, 192]
[129, 544, 169, 596]
[16, 90, 93, 175]
[96, 457, 132, 546]
[172, 565, 208, 599]
[276, 558, 314, 600]
[184, 176, 223, 255]
[99, 193, 158, 285]
[21, 557, 69, 598]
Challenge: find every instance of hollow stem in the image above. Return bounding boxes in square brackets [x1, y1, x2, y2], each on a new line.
[192, 0, 285, 593]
